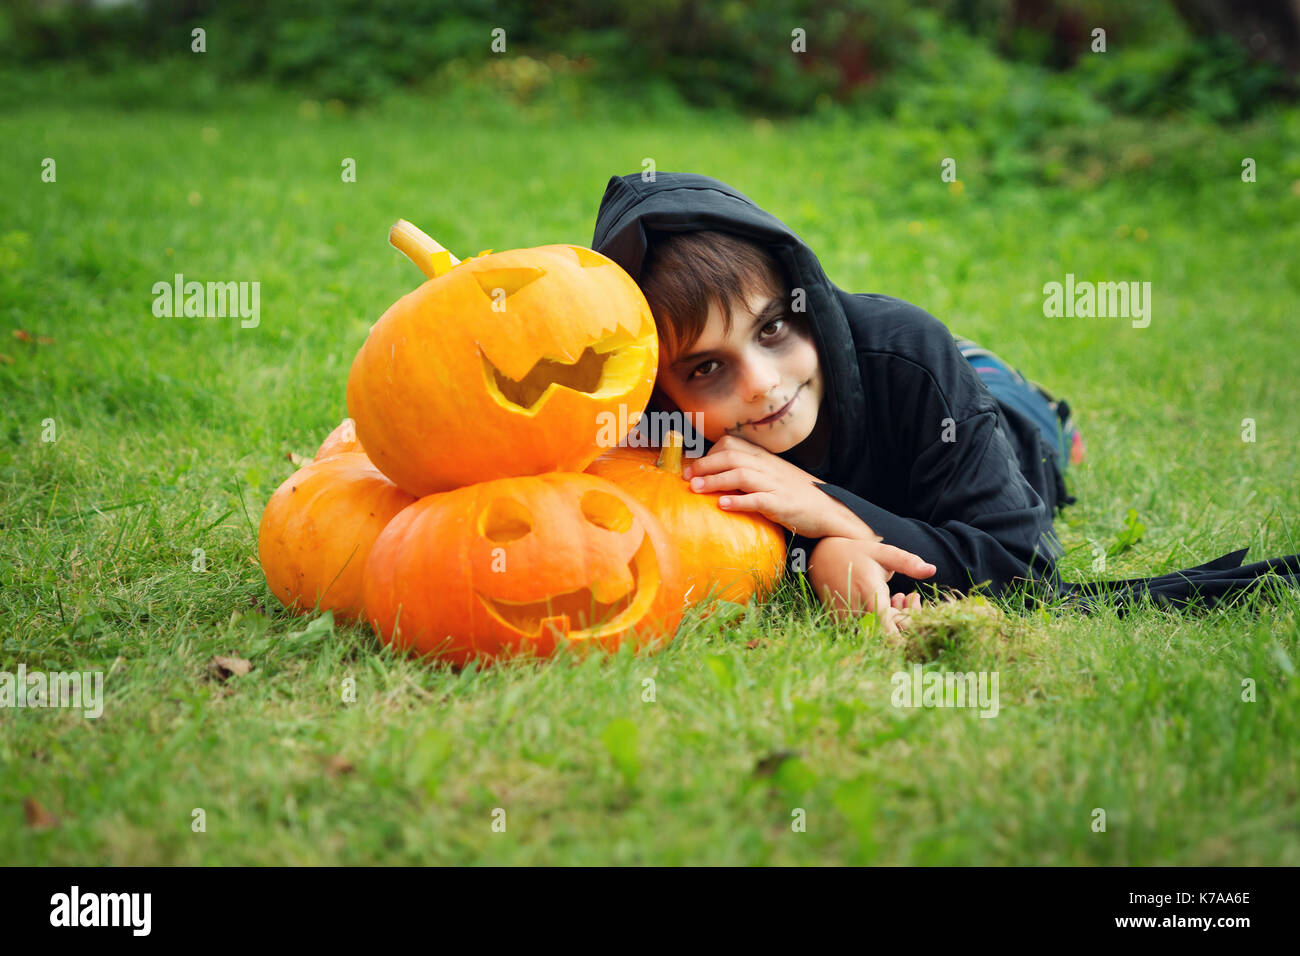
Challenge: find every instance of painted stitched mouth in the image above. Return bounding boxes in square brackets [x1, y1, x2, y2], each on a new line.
[750, 385, 803, 426]
[477, 537, 661, 639]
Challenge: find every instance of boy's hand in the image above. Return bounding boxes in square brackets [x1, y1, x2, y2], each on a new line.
[808, 536, 923, 636]
[683, 434, 861, 538]
[682, 434, 937, 582]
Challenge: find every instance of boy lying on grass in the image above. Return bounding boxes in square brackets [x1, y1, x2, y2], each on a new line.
[592, 172, 1083, 634]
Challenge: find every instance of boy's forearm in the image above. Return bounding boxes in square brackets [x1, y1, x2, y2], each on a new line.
[806, 487, 881, 542]
[783, 484, 939, 587]
[806, 481, 1060, 599]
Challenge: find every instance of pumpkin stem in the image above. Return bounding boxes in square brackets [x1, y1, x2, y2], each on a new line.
[657, 430, 685, 476]
[389, 219, 460, 279]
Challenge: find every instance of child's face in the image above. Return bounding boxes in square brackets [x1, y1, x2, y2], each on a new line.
[655, 285, 824, 454]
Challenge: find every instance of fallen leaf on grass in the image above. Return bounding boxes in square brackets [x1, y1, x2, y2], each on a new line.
[286, 450, 311, 467]
[208, 655, 252, 680]
[753, 750, 801, 778]
[0, 354, 13, 365]
[12, 329, 31, 342]
[745, 638, 764, 650]
[24, 797, 59, 830]
[320, 755, 356, 777]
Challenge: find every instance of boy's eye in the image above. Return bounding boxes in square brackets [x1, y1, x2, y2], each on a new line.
[690, 359, 721, 380]
[686, 321, 785, 382]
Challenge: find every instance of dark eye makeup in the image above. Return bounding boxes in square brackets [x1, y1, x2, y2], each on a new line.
[687, 314, 793, 382]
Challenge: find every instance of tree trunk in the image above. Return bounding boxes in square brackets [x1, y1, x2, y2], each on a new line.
[1171, 0, 1300, 76]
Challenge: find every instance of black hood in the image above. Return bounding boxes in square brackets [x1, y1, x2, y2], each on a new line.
[591, 171, 864, 480]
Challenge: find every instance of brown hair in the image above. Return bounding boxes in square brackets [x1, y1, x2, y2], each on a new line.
[639, 230, 789, 358]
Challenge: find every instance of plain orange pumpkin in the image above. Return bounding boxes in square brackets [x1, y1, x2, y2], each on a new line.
[258, 452, 416, 621]
[315, 418, 364, 461]
[587, 432, 787, 607]
[363, 472, 685, 667]
[346, 243, 659, 496]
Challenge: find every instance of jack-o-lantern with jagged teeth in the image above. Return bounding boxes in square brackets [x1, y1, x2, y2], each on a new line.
[347, 222, 658, 497]
[363, 472, 685, 666]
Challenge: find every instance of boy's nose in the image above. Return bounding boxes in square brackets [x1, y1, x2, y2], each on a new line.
[740, 361, 781, 402]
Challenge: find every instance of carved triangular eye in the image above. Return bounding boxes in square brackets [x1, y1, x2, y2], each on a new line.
[480, 498, 532, 542]
[473, 266, 546, 298]
[568, 246, 611, 268]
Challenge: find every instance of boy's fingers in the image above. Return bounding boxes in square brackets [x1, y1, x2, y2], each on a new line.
[817, 552, 902, 637]
[864, 575, 894, 634]
[909, 592, 922, 611]
[681, 448, 755, 479]
[869, 543, 937, 579]
[690, 467, 769, 494]
[861, 563, 903, 637]
[716, 491, 777, 517]
[712, 434, 763, 455]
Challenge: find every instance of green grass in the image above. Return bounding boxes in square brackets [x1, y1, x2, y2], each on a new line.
[2, 81, 1299, 864]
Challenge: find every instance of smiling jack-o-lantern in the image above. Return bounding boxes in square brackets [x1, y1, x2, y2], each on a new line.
[363, 472, 685, 666]
[347, 227, 659, 497]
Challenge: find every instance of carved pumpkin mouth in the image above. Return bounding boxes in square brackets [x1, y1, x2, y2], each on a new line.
[481, 328, 653, 415]
[477, 537, 661, 639]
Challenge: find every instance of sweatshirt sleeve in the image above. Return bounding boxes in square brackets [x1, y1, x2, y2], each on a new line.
[787, 408, 1064, 599]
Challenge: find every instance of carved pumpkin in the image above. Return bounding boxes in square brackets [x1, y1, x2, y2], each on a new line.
[587, 432, 786, 607]
[315, 418, 364, 461]
[363, 472, 685, 667]
[258, 452, 416, 621]
[347, 225, 658, 496]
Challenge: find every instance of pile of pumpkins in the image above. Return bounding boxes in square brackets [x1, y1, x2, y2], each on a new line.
[257, 219, 786, 666]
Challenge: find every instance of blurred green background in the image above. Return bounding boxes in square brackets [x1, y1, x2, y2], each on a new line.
[2, 0, 1294, 122]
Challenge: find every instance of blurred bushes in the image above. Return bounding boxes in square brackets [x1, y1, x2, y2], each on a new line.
[864, 13, 1110, 153]
[933, 0, 1187, 70]
[1, 0, 518, 103]
[0, 0, 911, 111]
[0, 0, 1291, 121]
[1075, 34, 1285, 121]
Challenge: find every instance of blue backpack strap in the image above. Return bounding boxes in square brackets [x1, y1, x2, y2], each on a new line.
[955, 335, 1070, 471]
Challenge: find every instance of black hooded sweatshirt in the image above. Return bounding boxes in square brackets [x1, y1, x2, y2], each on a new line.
[590, 171, 1300, 614]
